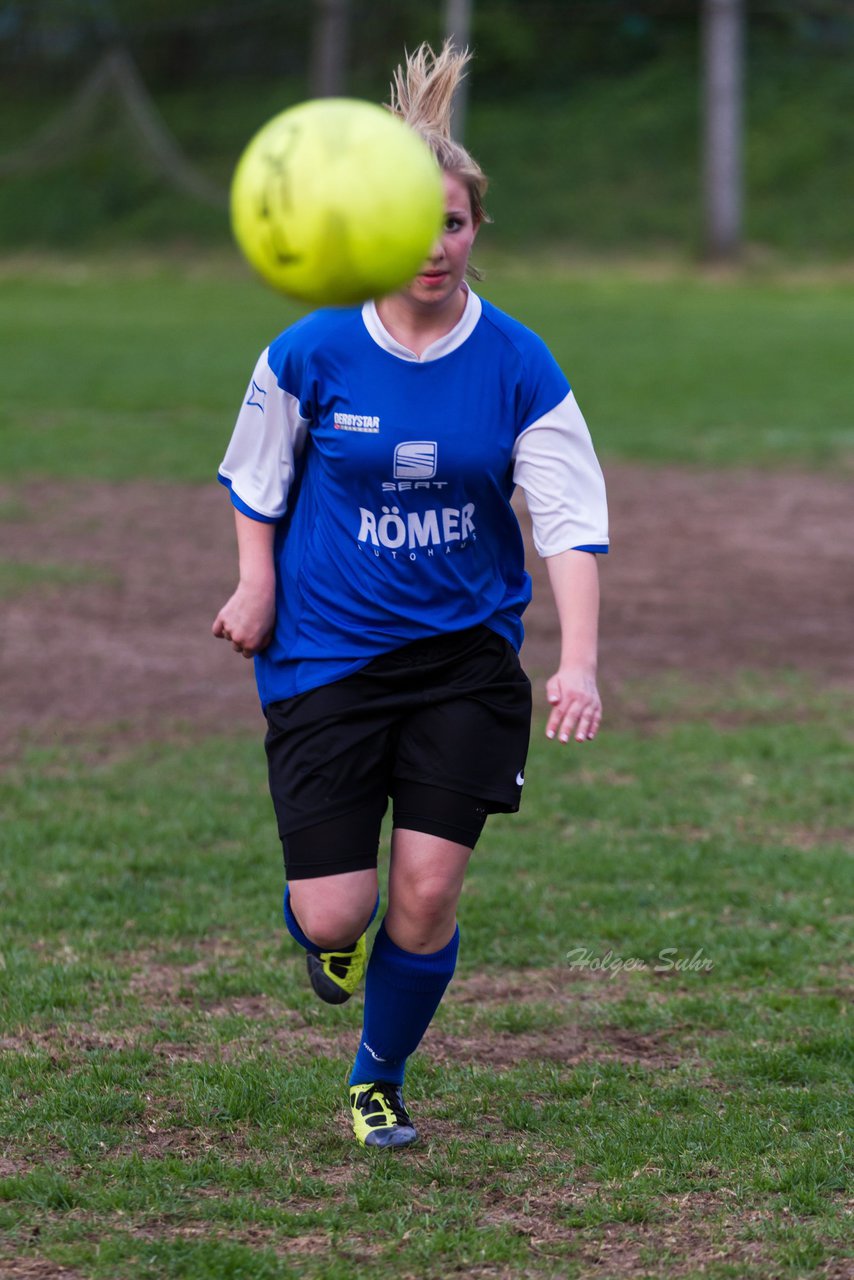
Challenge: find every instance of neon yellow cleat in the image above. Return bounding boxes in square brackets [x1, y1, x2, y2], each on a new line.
[306, 934, 367, 1004]
[349, 1081, 418, 1149]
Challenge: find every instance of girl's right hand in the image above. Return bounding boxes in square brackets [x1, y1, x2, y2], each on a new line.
[212, 581, 276, 659]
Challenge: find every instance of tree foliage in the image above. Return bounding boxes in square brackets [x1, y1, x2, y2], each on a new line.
[2, 0, 852, 97]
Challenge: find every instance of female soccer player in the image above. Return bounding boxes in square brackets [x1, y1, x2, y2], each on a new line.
[213, 42, 608, 1149]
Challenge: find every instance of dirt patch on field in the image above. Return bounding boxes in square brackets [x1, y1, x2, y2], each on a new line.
[451, 965, 629, 1003]
[0, 1183, 843, 1280]
[0, 1265, 90, 1280]
[2, 464, 852, 762]
[479, 1186, 826, 1279]
[0, 1016, 686, 1078]
[421, 1022, 687, 1073]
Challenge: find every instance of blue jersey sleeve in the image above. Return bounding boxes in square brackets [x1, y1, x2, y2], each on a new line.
[217, 345, 310, 521]
[516, 332, 572, 434]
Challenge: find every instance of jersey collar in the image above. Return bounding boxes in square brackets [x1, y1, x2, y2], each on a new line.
[361, 287, 482, 363]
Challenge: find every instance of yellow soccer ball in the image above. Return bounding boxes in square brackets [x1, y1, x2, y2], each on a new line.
[230, 98, 445, 306]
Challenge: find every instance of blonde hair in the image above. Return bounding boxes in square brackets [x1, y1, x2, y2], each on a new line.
[387, 41, 490, 229]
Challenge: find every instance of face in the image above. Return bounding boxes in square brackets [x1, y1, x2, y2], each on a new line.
[403, 171, 479, 310]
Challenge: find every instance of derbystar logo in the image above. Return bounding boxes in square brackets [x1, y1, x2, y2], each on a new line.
[334, 411, 379, 433]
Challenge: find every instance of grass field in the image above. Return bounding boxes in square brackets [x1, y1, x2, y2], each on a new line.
[1, 688, 851, 1278]
[1, 255, 853, 479]
[1, 259, 852, 1278]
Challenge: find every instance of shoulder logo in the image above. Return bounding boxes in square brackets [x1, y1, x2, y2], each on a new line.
[394, 440, 438, 480]
[246, 380, 267, 412]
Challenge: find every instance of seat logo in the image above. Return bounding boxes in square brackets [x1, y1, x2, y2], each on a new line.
[394, 440, 438, 480]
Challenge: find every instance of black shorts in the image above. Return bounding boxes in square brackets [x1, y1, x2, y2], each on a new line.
[264, 625, 532, 879]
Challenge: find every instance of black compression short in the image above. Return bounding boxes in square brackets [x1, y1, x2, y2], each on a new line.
[264, 625, 532, 880]
[280, 782, 491, 879]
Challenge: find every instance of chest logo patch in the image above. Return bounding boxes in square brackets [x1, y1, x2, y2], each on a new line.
[394, 440, 438, 480]
[334, 412, 380, 433]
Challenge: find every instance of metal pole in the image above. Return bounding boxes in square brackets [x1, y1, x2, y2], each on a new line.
[311, 0, 351, 98]
[444, 0, 473, 142]
[702, 0, 745, 261]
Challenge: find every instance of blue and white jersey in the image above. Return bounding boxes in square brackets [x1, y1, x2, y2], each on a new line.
[218, 289, 608, 707]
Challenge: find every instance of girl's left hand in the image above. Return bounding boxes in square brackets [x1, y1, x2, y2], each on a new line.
[545, 666, 602, 744]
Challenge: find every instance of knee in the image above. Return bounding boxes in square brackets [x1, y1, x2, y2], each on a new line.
[386, 877, 460, 953]
[395, 874, 458, 931]
[305, 920, 359, 951]
[289, 887, 375, 951]
[295, 904, 365, 951]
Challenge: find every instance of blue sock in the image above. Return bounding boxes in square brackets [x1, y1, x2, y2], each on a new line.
[282, 885, 379, 956]
[349, 920, 460, 1088]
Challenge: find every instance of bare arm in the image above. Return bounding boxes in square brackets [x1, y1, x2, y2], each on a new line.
[543, 548, 602, 744]
[212, 510, 277, 659]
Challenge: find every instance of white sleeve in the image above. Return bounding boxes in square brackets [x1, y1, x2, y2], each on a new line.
[512, 390, 609, 557]
[217, 348, 310, 521]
